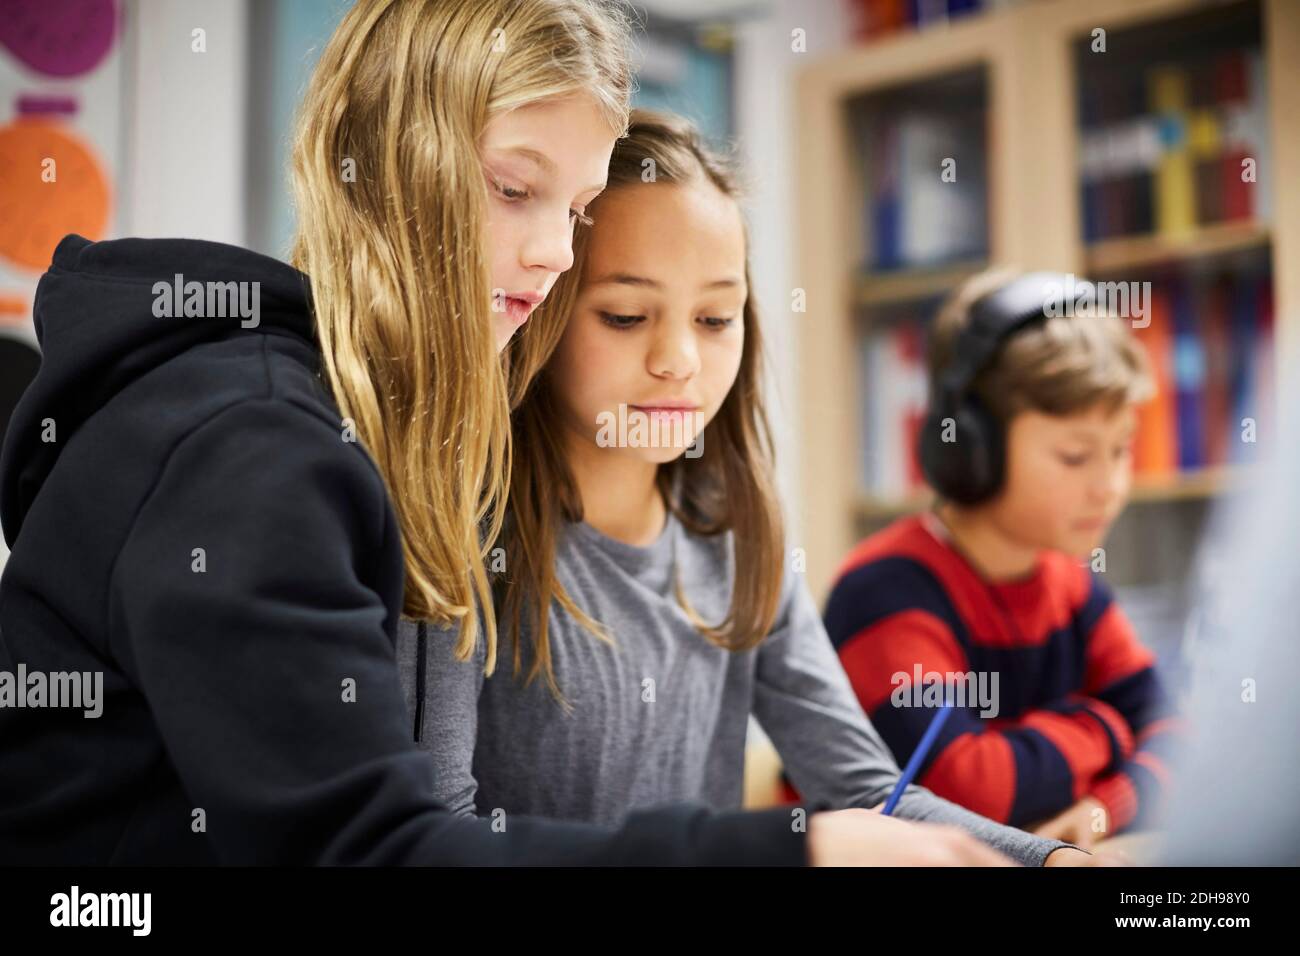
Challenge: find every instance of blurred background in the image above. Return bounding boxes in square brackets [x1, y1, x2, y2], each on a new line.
[0, 0, 1296, 806]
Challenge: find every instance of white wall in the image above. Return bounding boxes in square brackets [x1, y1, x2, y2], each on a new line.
[120, 0, 249, 243]
[734, 0, 851, 550]
[734, 1, 851, 752]
[0, 1, 250, 571]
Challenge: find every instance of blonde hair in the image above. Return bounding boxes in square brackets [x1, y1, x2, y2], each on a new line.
[289, 0, 634, 670]
[928, 269, 1155, 423]
[500, 109, 785, 706]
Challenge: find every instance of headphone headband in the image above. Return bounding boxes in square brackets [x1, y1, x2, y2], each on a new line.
[936, 271, 1098, 407]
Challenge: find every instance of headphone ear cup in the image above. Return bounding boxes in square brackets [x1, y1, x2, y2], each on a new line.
[919, 404, 975, 502]
[962, 400, 1005, 504]
[919, 408, 952, 496]
[919, 400, 1004, 505]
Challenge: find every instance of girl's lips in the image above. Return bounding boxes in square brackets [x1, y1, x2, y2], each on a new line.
[631, 406, 700, 419]
[504, 296, 536, 325]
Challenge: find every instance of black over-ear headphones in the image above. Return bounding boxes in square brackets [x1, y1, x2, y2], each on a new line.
[917, 271, 1097, 505]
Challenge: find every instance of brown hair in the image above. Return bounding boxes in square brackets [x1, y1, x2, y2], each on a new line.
[289, 0, 634, 669]
[498, 109, 785, 705]
[928, 269, 1155, 423]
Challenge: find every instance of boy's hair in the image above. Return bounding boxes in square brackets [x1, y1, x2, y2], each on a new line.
[927, 268, 1155, 424]
[498, 109, 784, 706]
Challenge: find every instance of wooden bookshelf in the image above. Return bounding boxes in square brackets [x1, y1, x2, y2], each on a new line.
[855, 260, 987, 307]
[853, 466, 1253, 524]
[1127, 464, 1255, 502]
[795, 0, 1300, 601]
[854, 491, 933, 521]
[1086, 221, 1272, 273]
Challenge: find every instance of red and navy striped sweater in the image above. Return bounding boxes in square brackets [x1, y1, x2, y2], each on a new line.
[799, 512, 1182, 834]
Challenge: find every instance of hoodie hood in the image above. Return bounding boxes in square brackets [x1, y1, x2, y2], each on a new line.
[0, 234, 316, 546]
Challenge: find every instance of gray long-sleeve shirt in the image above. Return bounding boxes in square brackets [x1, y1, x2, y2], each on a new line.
[396, 511, 1072, 866]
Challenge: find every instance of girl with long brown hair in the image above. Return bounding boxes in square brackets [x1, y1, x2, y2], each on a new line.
[403, 109, 1090, 866]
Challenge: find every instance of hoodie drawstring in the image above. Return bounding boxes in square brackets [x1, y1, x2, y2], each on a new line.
[413, 621, 428, 743]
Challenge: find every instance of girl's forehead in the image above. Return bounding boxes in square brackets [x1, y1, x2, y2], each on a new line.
[586, 183, 747, 270]
[481, 96, 615, 187]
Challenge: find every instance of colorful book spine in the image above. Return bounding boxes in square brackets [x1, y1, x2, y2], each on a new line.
[861, 322, 930, 497]
[1134, 286, 1178, 476]
[899, 322, 928, 491]
[869, 118, 901, 270]
[1201, 279, 1231, 466]
[1149, 66, 1196, 238]
[1171, 280, 1206, 470]
[1227, 274, 1258, 464]
[1188, 109, 1223, 225]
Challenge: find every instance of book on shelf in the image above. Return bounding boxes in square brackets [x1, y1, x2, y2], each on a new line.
[1151, 66, 1197, 238]
[1131, 271, 1272, 476]
[859, 321, 928, 500]
[1134, 286, 1178, 475]
[862, 109, 987, 273]
[1079, 49, 1271, 244]
[1171, 279, 1206, 468]
[847, 0, 1001, 42]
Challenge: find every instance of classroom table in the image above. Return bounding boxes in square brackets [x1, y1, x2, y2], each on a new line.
[1093, 831, 1166, 866]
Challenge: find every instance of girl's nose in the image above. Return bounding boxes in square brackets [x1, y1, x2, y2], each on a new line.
[648, 319, 700, 380]
[522, 206, 575, 275]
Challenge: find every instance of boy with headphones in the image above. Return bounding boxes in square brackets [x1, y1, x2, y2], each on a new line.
[820, 270, 1184, 849]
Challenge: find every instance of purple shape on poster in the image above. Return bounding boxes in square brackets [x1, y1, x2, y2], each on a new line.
[0, 0, 118, 78]
[17, 94, 80, 115]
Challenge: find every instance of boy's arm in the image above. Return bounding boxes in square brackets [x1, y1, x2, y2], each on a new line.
[837, 612, 1129, 828]
[754, 578, 1072, 866]
[1076, 577, 1186, 833]
[825, 561, 1133, 829]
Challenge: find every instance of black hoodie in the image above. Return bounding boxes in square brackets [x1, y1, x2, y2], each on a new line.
[0, 235, 809, 865]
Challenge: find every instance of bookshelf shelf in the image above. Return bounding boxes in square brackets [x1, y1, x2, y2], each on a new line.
[1127, 464, 1253, 502]
[854, 491, 932, 521]
[855, 260, 986, 308]
[1085, 221, 1272, 274]
[853, 466, 1252, 524]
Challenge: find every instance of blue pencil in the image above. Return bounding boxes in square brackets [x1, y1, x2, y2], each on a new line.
[881, 703, 954, 816]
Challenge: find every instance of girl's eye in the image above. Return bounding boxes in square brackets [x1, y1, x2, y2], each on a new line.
[1058, 453, 1089, 467]
[598, 311, 645, 329]
[698, 316, 735, 329]
[491, 176, 529, 201]
[490, 174, 591, 225]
